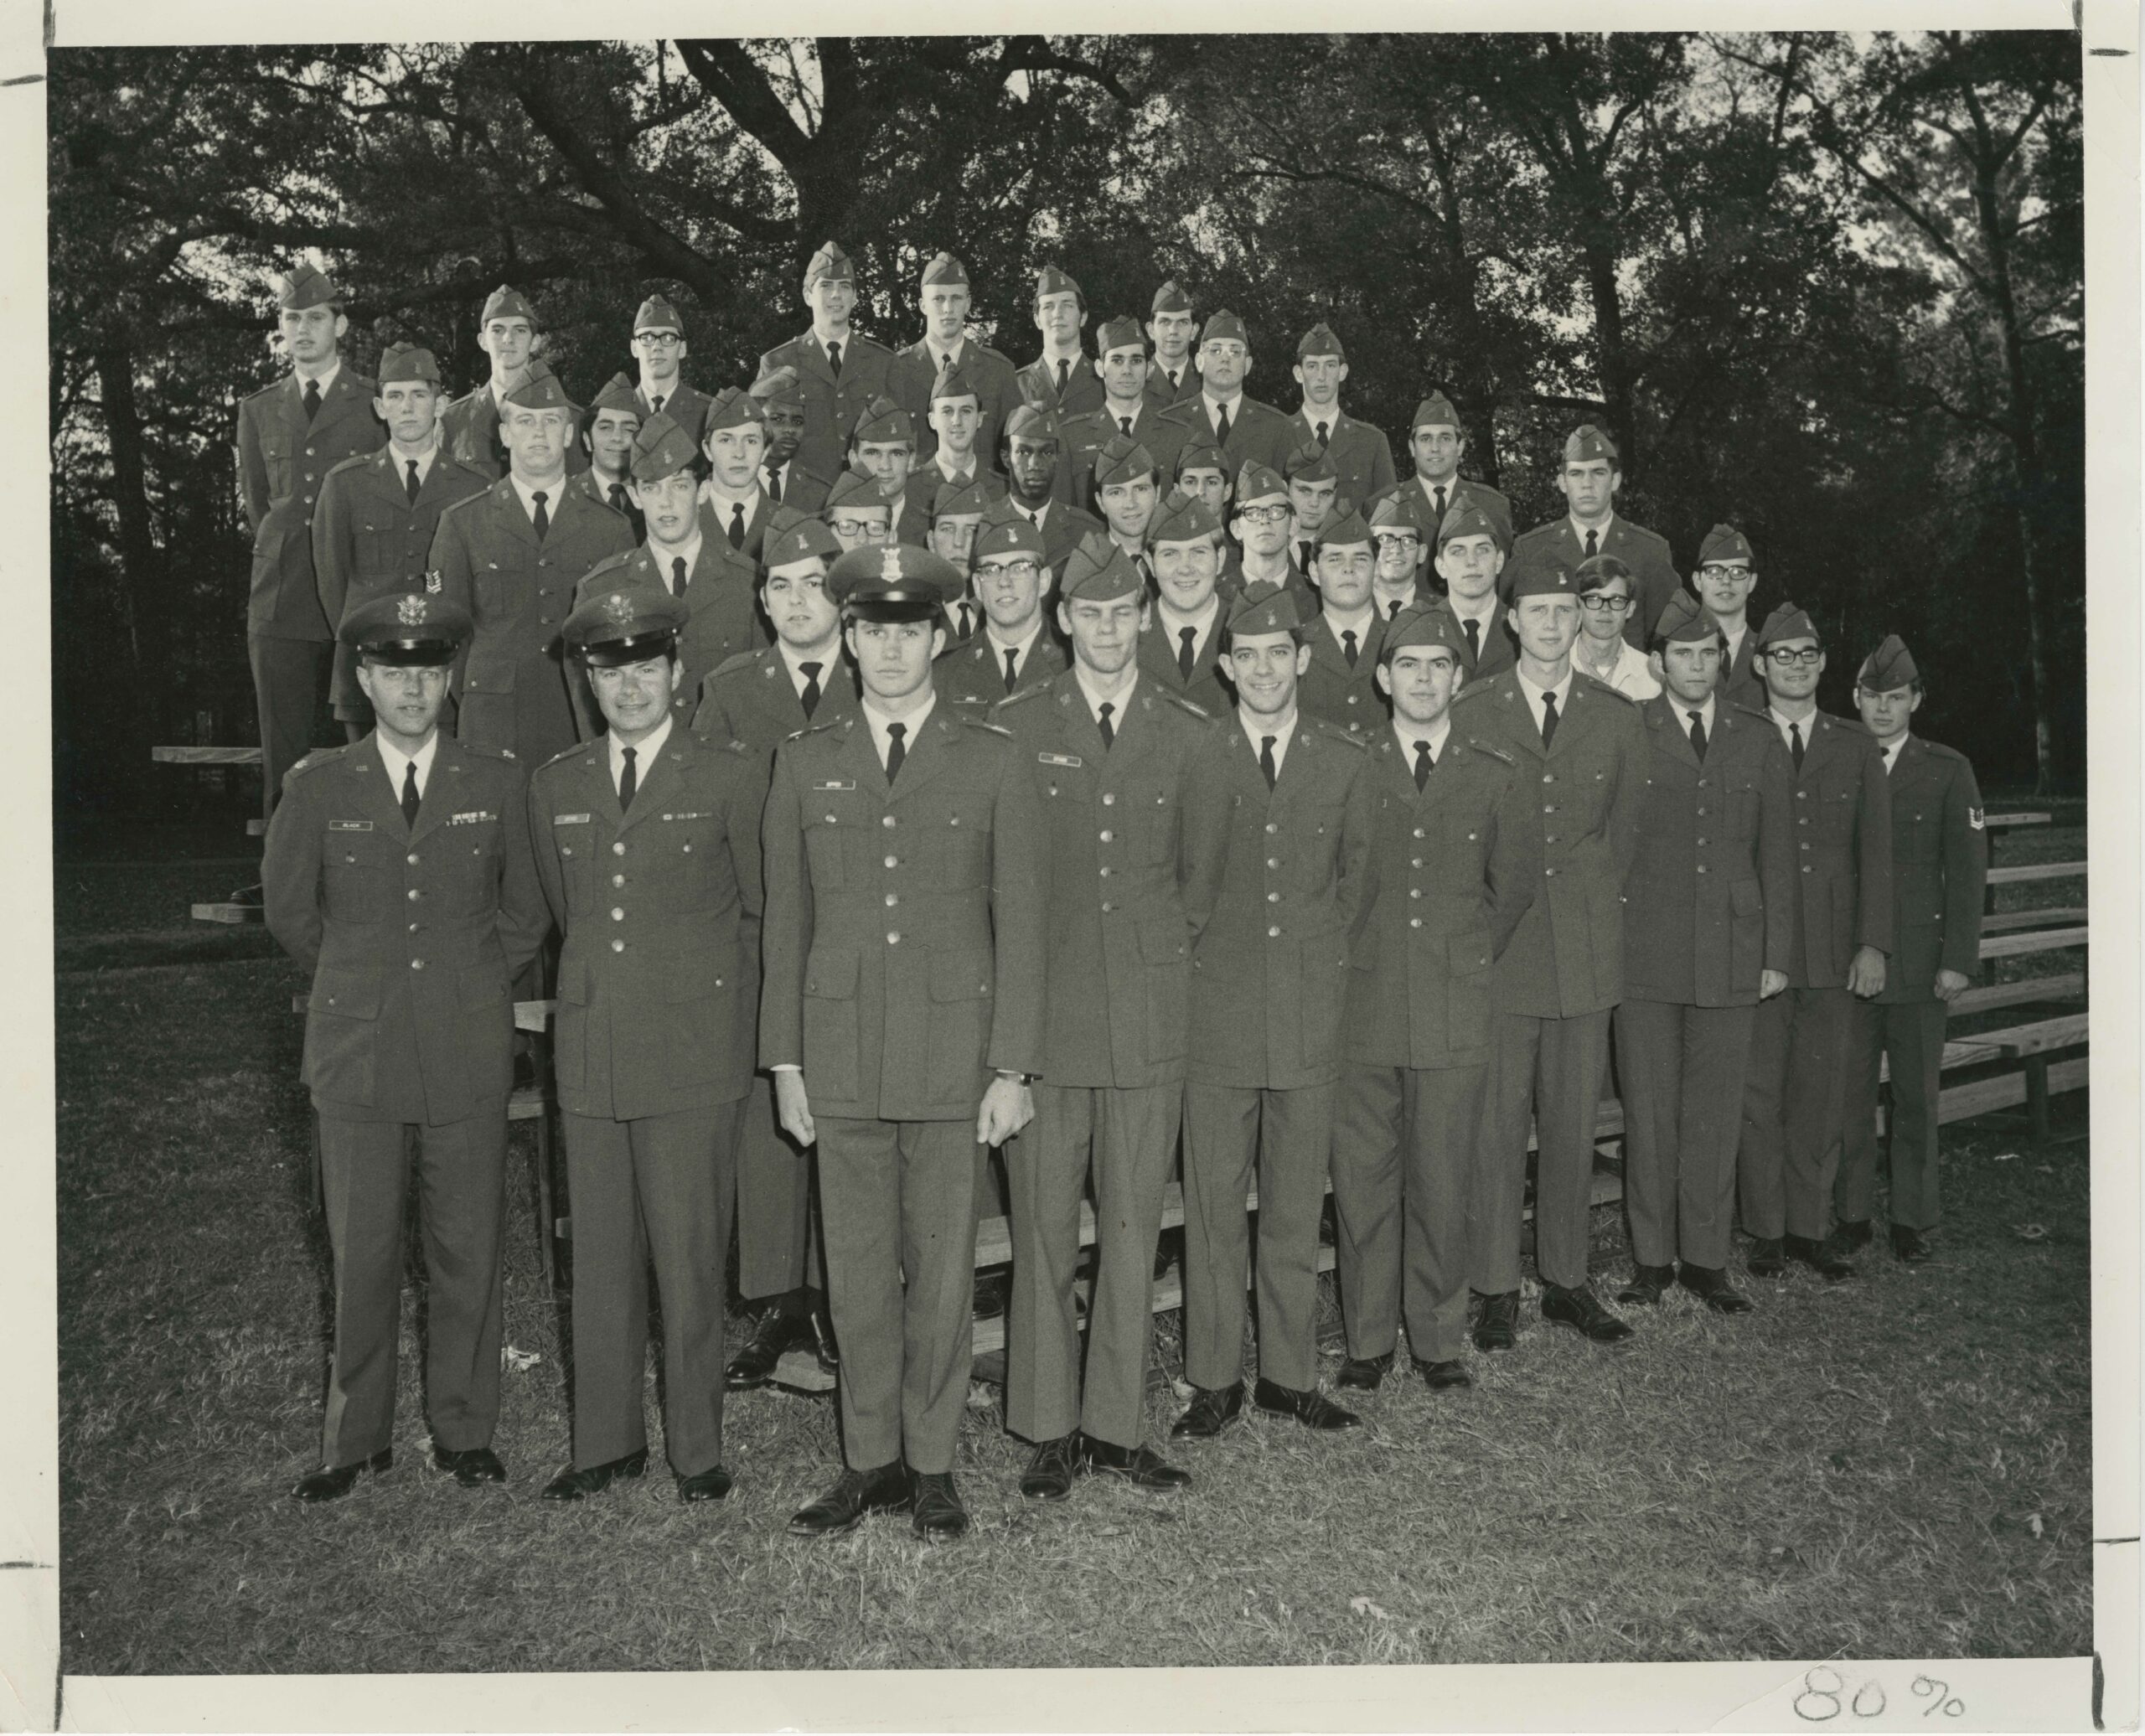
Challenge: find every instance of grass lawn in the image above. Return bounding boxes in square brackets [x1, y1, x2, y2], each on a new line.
[53, 826, 2092, 1673]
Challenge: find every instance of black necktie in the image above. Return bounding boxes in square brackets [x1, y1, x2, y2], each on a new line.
[302, 378, 322, 422]
[765, 463, 782, 504]
[1688, 709, 1708, 761]
[1463, 617, 1481, 664]
[957, 602, 974, 639]
[1432, 486, 1447, 525]
[1055, 358, 1070, 395]
[728, 502, 746, 550]
[826, 340, 843, 375]
[1388, 598, 1404, 622]
[1341, 628, 1358, 669]
[1539, 690, 1559, 749]
[671, 556, 688, 597]
[1297, 540, 1314, 572]
[1003, 645, 1020, 693]
[1259, 734, 1278, 789]
[1178, 626, 1197, 680]
[1119, 416, 1134, 437]
[1168, 369, 1181, 390]
[1315, 421, 1330, 449]
[1098, 700, 1115, 749]
[1413, 740, 1433, 790]
[884, 721, 907, 785]
[1215, 402, 1233, 445]
[608, 483, 629, 516]
[403, 459, 421, 504]
[401, 760, 421, 827]
[649, 393, 665, 417]
[530, 490, 549, 541]
[618, 745, 638, 812]
[1791, 721, 1805, 770]
[799, 660, 823, 718]
[1584, 527, 1599, 557]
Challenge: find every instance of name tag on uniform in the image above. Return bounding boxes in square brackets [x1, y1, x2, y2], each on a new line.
[553, 813, 592, 826]
[1039, 752, 1083, 768]
[328, 820, 373, 832]
[449, 810, 497, 825]
[662, 811, 712, 822]
[811, 780, 855, 792]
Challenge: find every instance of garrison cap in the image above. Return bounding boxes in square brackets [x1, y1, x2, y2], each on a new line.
[1369, 492, 1428, 540]
[1004, 401, 1061, 444]
[628, 412, 699, 485]
[1200, 309, 1250, 348]
[376, 342, 442, 385]
[822, 468, 890, 515]
[565, 569, 689, 666]
[1411, 393, 1463, 433]
[1093, 434, 1157, 488]
[763, 508, 841, 571]
[1377, 603, 1463, 664]
[1756, 599, 1819, 648]
[1315, 505, 1372, 550]
[1698, 522, 1755, 566]
[1033, 265, 1083, 302]
[703, 385, 768, 433]
[973, 503, 1047, 565]
[750, 364, 804, 410]
[1175, 442, 1228, 479]
[1061, 531, 1144, 603]
[1284, 441, 1338, 484]
[1563, 423, 1620, 465]
[502, 359, 575, 413]
[1296, 322, 1345, 360]
[480, 284, 536, 324]
[920, 251, 969, 287]
[272, 262, 344, 310]
[1652, 587, 1719, 647]
[827, 541, 965, 619]
[587, 371, 643, 417]
[1149, 486, 1222, 545]
[1437, 499, 1502, 550]
[633, 294, 684, 334]
[1226, 580, 1302, 638]
[1235, 461, 1287, 508]
[340, 592, 471, 665]
[1096, 315, 1145, 356]
[1858, 633, 1920, 690]
[932, 476, 990, 520]
[1151, 280, 1193, 315]
[928, 360, 980, 405]
[805, 241, 855, 287]
[1508, 561, 1579, 602]
[850, 395, 915, 445]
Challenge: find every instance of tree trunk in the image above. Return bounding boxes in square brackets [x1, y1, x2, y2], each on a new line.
[93, 328, 158, 681]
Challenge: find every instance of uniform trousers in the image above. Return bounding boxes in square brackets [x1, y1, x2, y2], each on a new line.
[249, 633, 333, 824]
[1332, 1062, 1485, 1365]
[1005, 1081, 1181, 1449]
[1739, 985, 1853, 1241]
[1837, 998, 1947, 1232]
[1181, 1082, 1334, 1393]
[317, 1104, 506, 1468]
[561, 1100, 741, 1477]
[816, 1115, 977, 1475]
[734, 1072, 822, 1300]
[1613, 1000, 1755, 1270]
[1469, 1009, 1611, 1294]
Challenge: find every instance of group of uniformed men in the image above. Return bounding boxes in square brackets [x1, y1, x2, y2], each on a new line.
[252, 245, 1989, 1539]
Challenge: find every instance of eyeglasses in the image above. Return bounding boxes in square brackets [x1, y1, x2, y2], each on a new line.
[831, 517, 888, 539]
[1579, 594, 1633, 612]
[974, 559, 1040, 581]
[1696, 564, 1757, 582]
[633, 332, 683, 348]
[1764, 646, 1824, 666]
[1239, 504, 1290, 525]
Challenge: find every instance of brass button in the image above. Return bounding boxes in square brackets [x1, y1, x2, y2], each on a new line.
[612, 938, 625, 952]
[1267, 925, 1281, 938]
[1698, 865, 1708, 874]
[411, 958, 425, 969]
[1266, 891, 1279, 902]
[406, 888, 420, 901]
[1267, 858, 1279, 870]
[882, 815, 897, 829]
[1100, 902, 1113, 913]
[1409, 888, 1422, 899]
[613, 841, 627, 855]
[885, 892, 898, 907]
[612, 907, 625, 921]
[406, 854, 418, 865]
[886, 931, 902, 944]
[884, 855, 898, 868]
[612, 874, 625, 887]
[1409, 917, 1422, 929]
[1102, 793, 1116, 806]
[1099, 830, 1114, 843]
[1411, 859, 1424, 869]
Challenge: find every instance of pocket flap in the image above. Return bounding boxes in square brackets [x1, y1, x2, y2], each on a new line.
[1730, 879, 1765, 917]
[929, 948, 994, 1003]
[1448, 929, 1493, 974]
[1137, 918, 1191, 964]
[308, 965, 382, 1020]
[556, 954, 594, 1006]
[659, 948, 739, 1003]
[458, 966, 511, 1011]
[464, 660, 517, 695]
[804, 948, 860, 1000]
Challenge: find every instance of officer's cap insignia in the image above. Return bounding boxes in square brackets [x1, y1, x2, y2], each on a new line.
[396, 595, 427, 626]
[881, 545, 906, 582]
[603, 591, 636, 624]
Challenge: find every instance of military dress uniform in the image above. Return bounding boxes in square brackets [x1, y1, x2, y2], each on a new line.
[1137, 604, 1232, 711]
[760, 243, 895, 480]
[936, 621, 1069, 711]
[1332, 609, 1538, 1382]
[1837, 638, 1984, 1254]
[1176, 585, 1375, 1429]
[1151, 389, 1295, 481]
[1613, 595, 1796, 1306]
[439, 292, 591, 481]
[1287, 323, 1395, 507]
[238, 266, 382, 824]
[426, 369, 636, 767]
[1366, 393, 1513, 551]
[1297, 509, 1390, 741]
[1455, 564, 1646, 1344]
[529, 589, 768, 1500]
[889, 256, 1024, 468]
[1143, 280, 1202, 409]
[1510, 422, 1677, 654]
[262, 595, 545, 1496]
[311, 347, 490, 726]
[1060, 398, 1178, 512]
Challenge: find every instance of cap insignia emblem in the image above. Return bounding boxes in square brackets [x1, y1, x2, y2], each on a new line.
[881, 546, 906, 582]
[603, 591, 636, 624]
[396, 595, 427, 626]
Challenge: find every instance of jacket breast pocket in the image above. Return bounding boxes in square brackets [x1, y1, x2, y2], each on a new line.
[257, 433, 295, 499]
[359, 526, 410, 579]
[550, 819, 597, 917]
[460, 660, 518, 755]
[802, 947, 861, 1103]
[304, 964, 380, 1108]
[803, 809, 848, 892]
[926, 948, 994, 1104]
[473, 561, 524, 618]
[1137, 917, 1190, 1066]
[323, 831, 395, 924]
[938, 798, 991, 891]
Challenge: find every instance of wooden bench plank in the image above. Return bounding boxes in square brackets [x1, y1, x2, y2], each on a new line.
[190, 902, 262, 925]
[1982, 906, 2089, 934]
[1987, 860, 2084, 886]
[152, 746, 264, 765]
[1950, 973, 2084, 1016]
[1989, 1014, 2090, 1058]
[1980, 925, 2087, 960]
[1985, 812, 2051, 829]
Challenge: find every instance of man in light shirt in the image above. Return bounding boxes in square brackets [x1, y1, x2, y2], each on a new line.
[1137, 487, 1233, 710]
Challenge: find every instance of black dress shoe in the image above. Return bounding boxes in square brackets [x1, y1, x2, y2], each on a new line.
[1837, 1217, 1874, 1251]
[806, 1290, 840, 1372]
[788, 1461, 911, 1537]
[540, 1449, 648, 1501]
[1890, 1224, 1933, 1263]
[910, 1470, 969, 1539]
[1170, 1381, 1245, 1439]
[432, 1444, 505, 1486]
[1080, 1434, 1192, 1489]
[1253, 1377, 1361, 1430]
[1335, 1351, 1393, 1391]
[1472, 1290, 1520, 1351]
[972, 1268, 1010, 1321]
[1540, 1284, 1636, 1344]
[1785, 1232, 1855, 1281]
[1616, 1263, 1676, 1305]
[677, 1465, 734, 1503]
[1413, 1357, 1473, 1392]
[291, 1447, 390, 1502]
[1747, 1236, 1787, 1278]
[1019, 1433, 1081, 1501]
[726, 1305, 811, 1390]
[1677, 1263, 1755, 1315]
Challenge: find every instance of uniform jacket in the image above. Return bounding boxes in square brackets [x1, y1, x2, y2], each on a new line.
[1059, 400, 1182, 509]
[1016, 350, 1106, 422]
[1877, 735, 1988, 1000]
[697, 485, 780, 563]
[428, 476, 637, 761]
[1508, 514, 1677, 650]
[1437, 599, 1518, 683]
[633, 379, 713, 447]
[1136, 605, 1235, 714]
[1016, 499, 1106, 577]
[237, 369, 382, 639]
[586, 523, 768, 733]
[1453, 668, 1646, 1019]
[1769, 708, 1896, 988]
[769, 457, 835, 518]
[1218, 551, 1319, 621]
[439, 381, 592, 482]
[888, 338, 1023, 468]
[571, 468, 645, 544]
[1343, 729, 1540, 1070]
[934, 625, 1071, 713]
[759, 707, 1048, 1121]
[1622, 697, 1797, 1007]
[1181, 713, 1376, 1090]
[694, 640, 861, 751]
[1297, 610, 1389, 741]
[1369, 578, 1438, 625]
[264, 734, 545, 1125]
[758, 328, 896, 479]
[1287, 407, 1397, 509]
[1719, 626, 1764, 708]
[529, 728, 768, 1119]
[997, 672, 1218, 1088]
[1150, 391, 1296, 479]
[1372, 476, 1513, 549]
[1144, 359, 1202, 409]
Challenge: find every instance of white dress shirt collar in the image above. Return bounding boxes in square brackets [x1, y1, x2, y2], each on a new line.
[1446, 589, 1501, 629]
[1766, 703, 1818, 752]
[608, 716, 673, 793]
[1515, 663, 1576, 736]
[705, 480, 762, 524]
[778, 638, 840, 700]
[509, 469, 566, 524]
[1881, 732, 1910, 772]
[1155, 592, 1220, 653]
[1074, 665, 1137, 725]
[1203, 389, 1244, 426]
[374, 729, 440, 799]
[1393, 714, 1452, 767]
[1678, 693, 1719, 740]
[649, 530, 703, 591]
[1569, 511, 1615, 548]
[295, 359, 342, 395]
[1321, 602, 1375, 652]
[386, 434, 439, 485]
[861, 691, 936, 769]
[1237, 705, 1300, 777]
[983, 616, 1045, 669]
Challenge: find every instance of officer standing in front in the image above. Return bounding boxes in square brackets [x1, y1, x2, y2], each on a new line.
[529, 586, 768, 1503]
[760, 544, 1047, 1541]
[264, 593, 545, 1500]
[1837, 635, 1984, 1264]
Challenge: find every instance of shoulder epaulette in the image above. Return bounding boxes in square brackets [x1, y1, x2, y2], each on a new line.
[977, 342, 1013, 365]
[709, 649, 759, 682]
[535, 741, 587, 772]
[1464, 736, 1515, 766]
[1730, 700, 1772, 725]
[1156, 690, 1212, 721]
[287, 744, 348, 777]
[1510, 522, 1556, 546]
[1626, 522, 1670, 548]
[963, 716, 1015, 737]
[1924, 740, 1969, 764]
[240, 380, 284, 406]
[322, 451, 370, 481]
[1450, 679, 1495, 706]
[1576, 672, 1637, 705]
